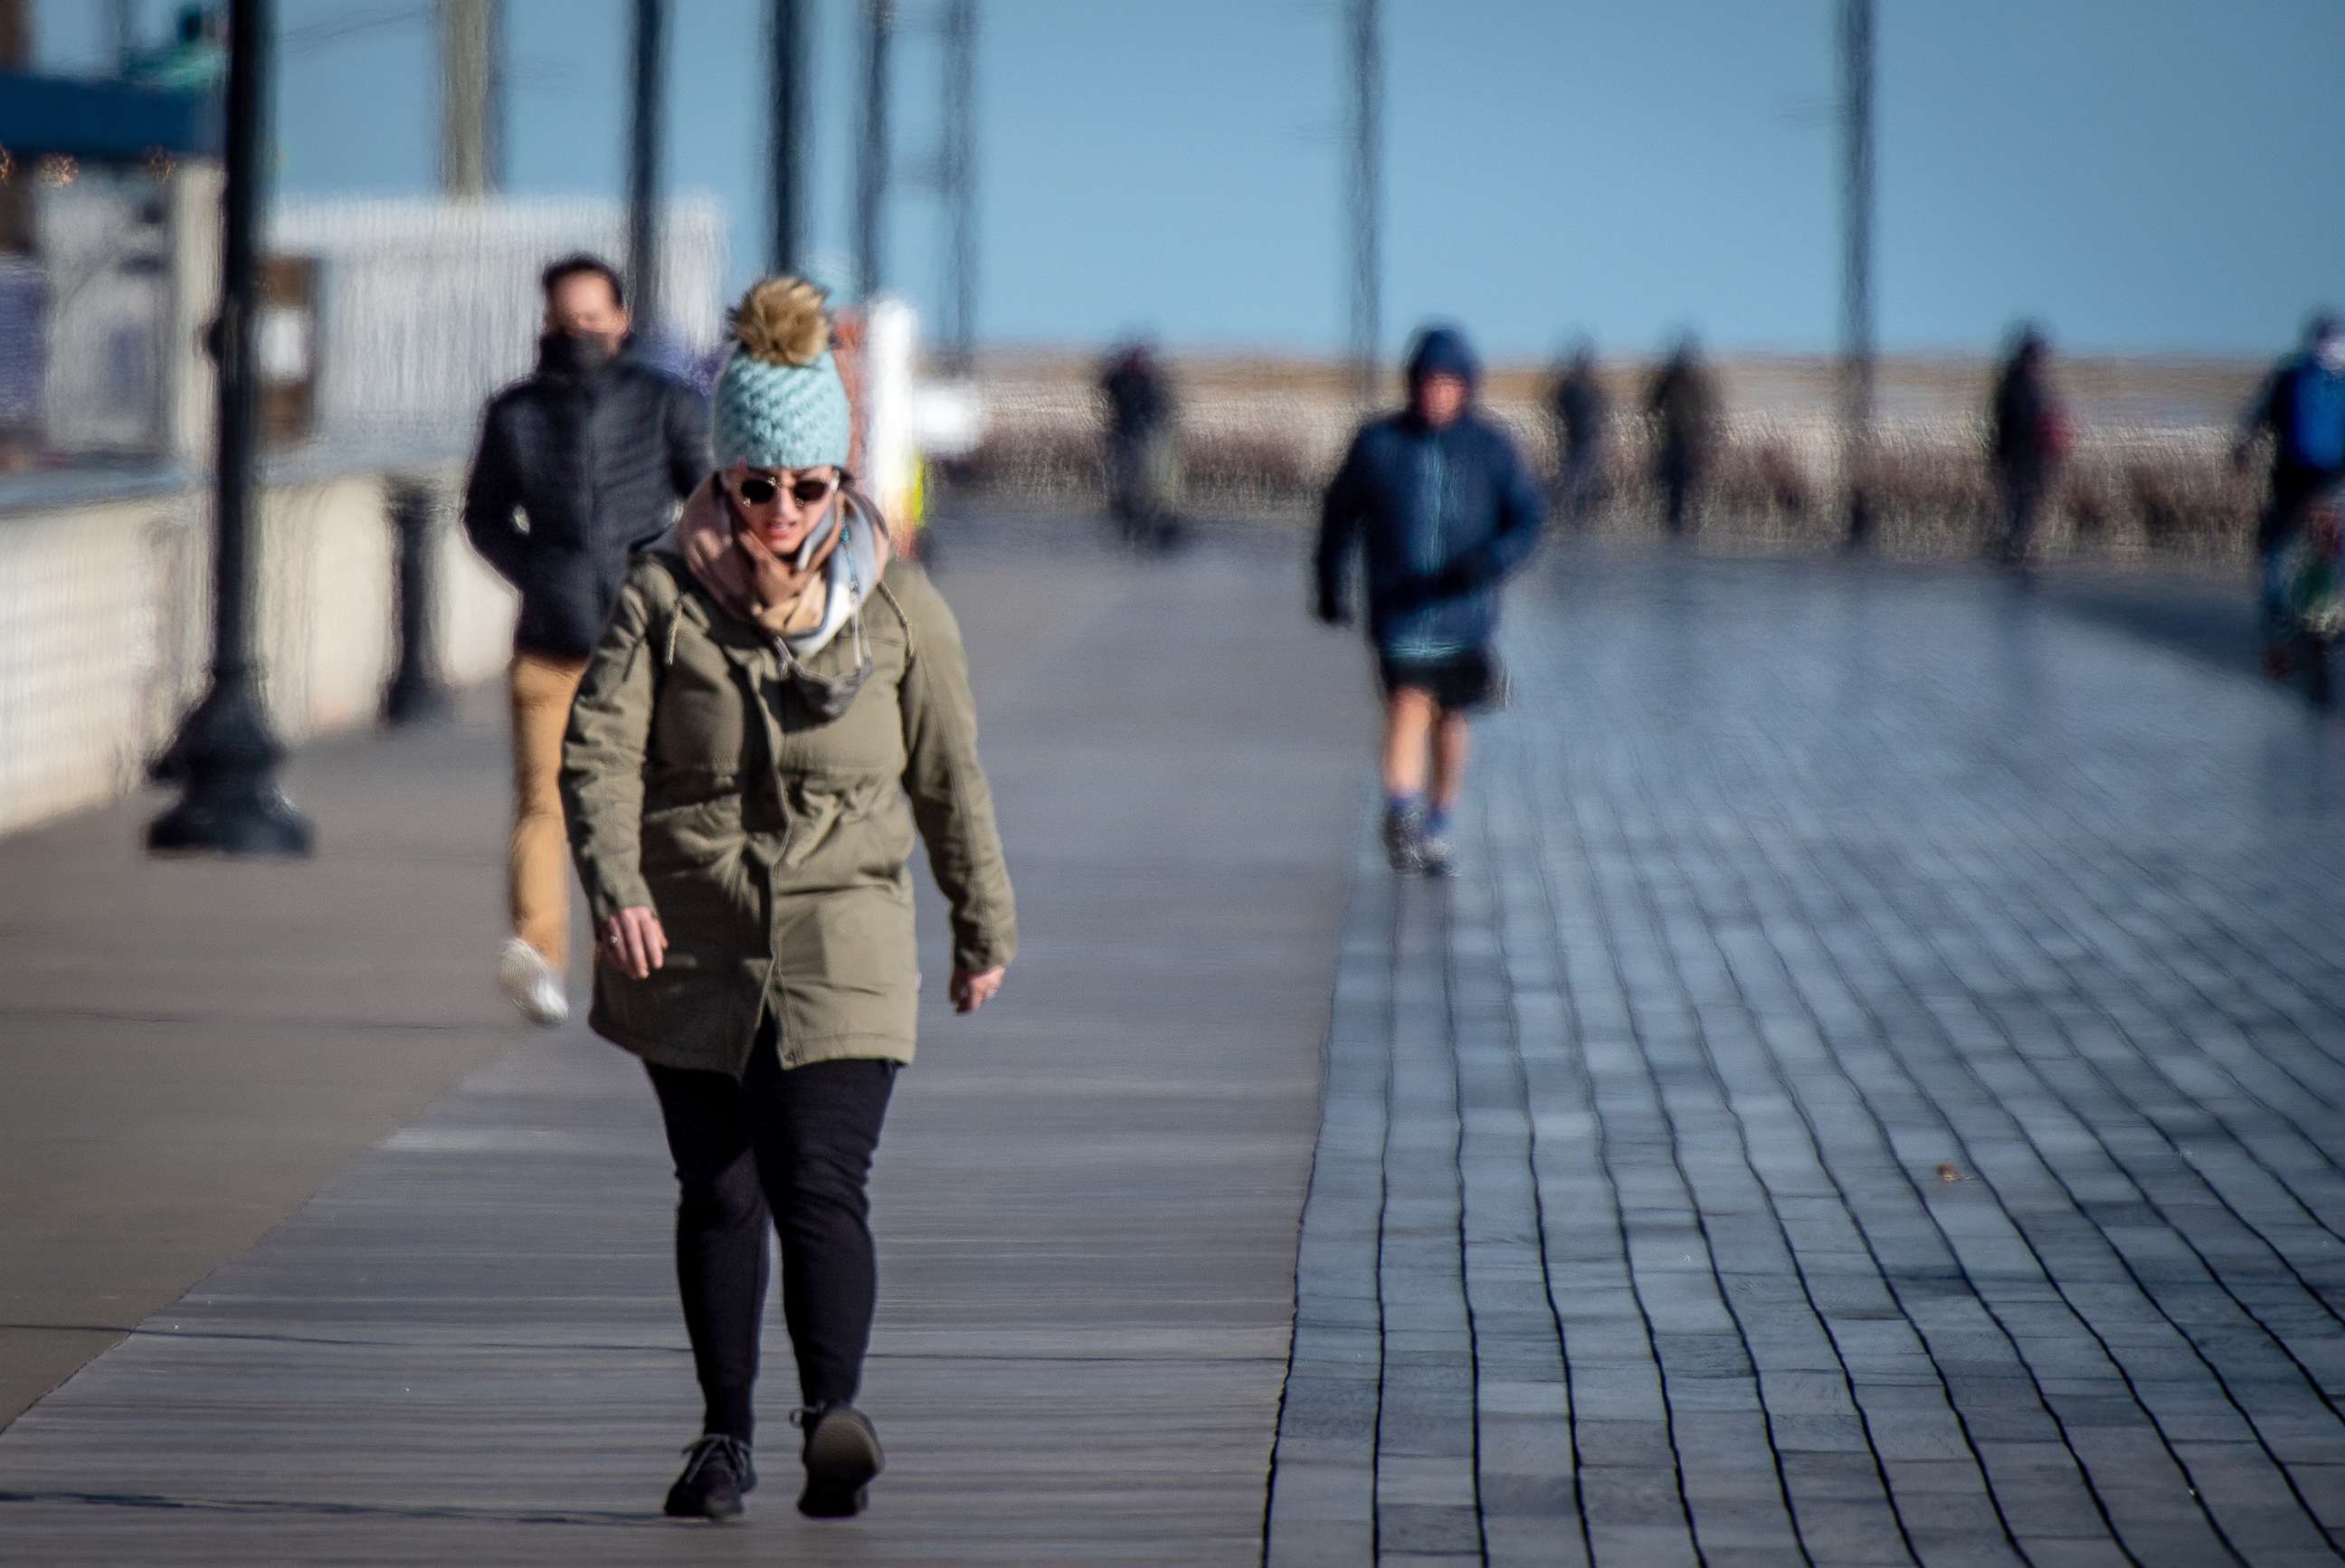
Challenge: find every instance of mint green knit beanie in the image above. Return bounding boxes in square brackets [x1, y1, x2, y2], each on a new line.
[712, 277, 853, 470]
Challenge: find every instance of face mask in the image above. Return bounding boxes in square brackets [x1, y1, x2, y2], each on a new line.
[545, 329, 617, 375]
[2320, 338, 2345, 375]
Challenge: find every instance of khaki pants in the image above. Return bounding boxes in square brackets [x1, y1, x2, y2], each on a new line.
[509, 652, 590, 965]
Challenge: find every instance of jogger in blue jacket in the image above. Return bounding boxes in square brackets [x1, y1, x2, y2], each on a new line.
[1315, 325, 1543, 875]
[2236, 313, 2345, 675]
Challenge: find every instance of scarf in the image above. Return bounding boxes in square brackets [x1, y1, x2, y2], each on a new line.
[673, 477, 890, 648]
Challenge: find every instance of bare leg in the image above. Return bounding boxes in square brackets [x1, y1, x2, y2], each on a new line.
[1430, 710, 1471, 816]
[1381, 689, 1438, 800]
[1379, 689, 1438, 871]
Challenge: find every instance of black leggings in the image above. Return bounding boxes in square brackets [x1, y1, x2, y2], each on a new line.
[646, 1029, 897, 1442]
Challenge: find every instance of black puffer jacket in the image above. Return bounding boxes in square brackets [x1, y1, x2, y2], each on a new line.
[462, 334, 711, 659]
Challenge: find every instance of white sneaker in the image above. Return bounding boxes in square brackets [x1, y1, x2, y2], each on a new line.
[497, 937, 569, 1027]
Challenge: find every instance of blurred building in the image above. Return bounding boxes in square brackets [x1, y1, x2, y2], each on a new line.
[0, 48, 731, 832]
[271, 194, 726, 456]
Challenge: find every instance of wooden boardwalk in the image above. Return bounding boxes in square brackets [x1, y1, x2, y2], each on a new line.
[14, 525, 2345, 1564]
[0, 518, 1369, 1564]
[1267, 553, 2345, 1566]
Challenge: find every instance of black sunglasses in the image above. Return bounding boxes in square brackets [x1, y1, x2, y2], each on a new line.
[725, 470, 842, 508]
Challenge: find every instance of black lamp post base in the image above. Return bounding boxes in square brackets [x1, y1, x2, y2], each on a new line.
[381, 674, 452, 727]
[381, 479, 451, 728]
[147, 778, 314, 857]
[147, 676, 314, 858]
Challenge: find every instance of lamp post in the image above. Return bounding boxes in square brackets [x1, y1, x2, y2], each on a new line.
[1345, 0, 1381, 407]
[148, 0, 312, 857]
[437, 0, 498, 199]
[940, 0, 976, 369]
[1839, 0, 1876, 548]
[769, 0, 806, 274]
[626, 0, 668, 338]
[855, 0, 892, 300]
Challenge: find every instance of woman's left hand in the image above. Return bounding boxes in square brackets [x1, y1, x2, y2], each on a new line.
[950, 966, 1006, 1014]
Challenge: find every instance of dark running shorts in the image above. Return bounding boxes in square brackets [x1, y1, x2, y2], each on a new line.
[1377, 646, 1508, 714]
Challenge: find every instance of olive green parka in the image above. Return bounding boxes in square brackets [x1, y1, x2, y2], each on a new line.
[560, 548, 1015, 1076]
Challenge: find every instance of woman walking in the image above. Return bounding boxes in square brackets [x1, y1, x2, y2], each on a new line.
[562, 277, 1016, 1523]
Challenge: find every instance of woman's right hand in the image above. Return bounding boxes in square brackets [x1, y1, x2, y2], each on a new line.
[600, 907, 668, 980]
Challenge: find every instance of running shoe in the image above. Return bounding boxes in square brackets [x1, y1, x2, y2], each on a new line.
[664, 1433, 754, 1521]
[497, 937, 568, 1028]
[796, 1404, 883, 1519]
[1381, 805, 1426, 874]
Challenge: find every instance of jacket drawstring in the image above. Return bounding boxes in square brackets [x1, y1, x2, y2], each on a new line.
[874, 581, 916, 661]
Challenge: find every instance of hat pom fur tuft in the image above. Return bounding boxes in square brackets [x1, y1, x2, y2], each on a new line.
[731, 277, 830, 367]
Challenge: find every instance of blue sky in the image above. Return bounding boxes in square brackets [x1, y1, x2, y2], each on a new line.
[35, 0, 2345, 361]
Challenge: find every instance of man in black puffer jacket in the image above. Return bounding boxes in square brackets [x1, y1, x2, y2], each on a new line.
[463, 253, 709, 1027]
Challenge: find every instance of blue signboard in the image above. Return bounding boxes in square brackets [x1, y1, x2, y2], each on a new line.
[0, 74, 220, 166]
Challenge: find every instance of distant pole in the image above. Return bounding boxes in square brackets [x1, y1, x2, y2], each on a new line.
[111, 0, 137, 70]
[148, 0, 312, 857]
[437, 0, 497, 198]
[855, 0, 894, 300]
[941, 0, 977, 368]
[1346, 0, 1381, 406]
[485, 0, 507, 190]
[627, 0, 669, 338]
[0, 1, 25, 78]
[1839, 0, 1876, 547]
[768, 0, 808, 274]
[0, 0, 25, 74]
[0, 0, 32, 254]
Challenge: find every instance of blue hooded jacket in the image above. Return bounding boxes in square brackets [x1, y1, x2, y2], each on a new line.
[1314, 326, 1544, 660]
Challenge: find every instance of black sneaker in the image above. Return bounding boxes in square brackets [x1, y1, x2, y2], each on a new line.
[1381, 805, 1426, 873]
[795, 1404, 884, 1518]
[664, 1433, 754, 1521]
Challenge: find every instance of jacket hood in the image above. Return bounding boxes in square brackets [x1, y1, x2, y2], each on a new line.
[1406, 325, 1481, 388]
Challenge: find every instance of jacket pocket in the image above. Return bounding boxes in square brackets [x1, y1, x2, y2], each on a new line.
[771, 880, 919, 1058]
[595, 941, 764, 1069]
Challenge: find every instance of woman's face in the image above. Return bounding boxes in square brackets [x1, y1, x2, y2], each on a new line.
[722, 463, 840, 558]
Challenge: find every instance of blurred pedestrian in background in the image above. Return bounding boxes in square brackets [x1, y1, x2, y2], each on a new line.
[462, 255, 709, 1026]
[1988, 325, 2069, 567]
[1548, 338, 1609, 527]
[1646, 335, 1718, 537]
[1097, 340, 1181, 548]
[1315, 325, 1543, 876]
[2236, 312, 2345, 676]
[563, 278, 1015, 1525]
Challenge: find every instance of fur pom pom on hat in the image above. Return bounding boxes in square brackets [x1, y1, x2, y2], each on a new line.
[713, 276, 853, 470]
[732, 276, 830, 366]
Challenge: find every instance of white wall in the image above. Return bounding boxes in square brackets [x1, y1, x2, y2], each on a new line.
[0, 468, 514, 836]
[272, 195, 729, 450]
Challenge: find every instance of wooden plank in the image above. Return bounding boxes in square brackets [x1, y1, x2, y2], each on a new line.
[0, 518, 1371, 1564]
